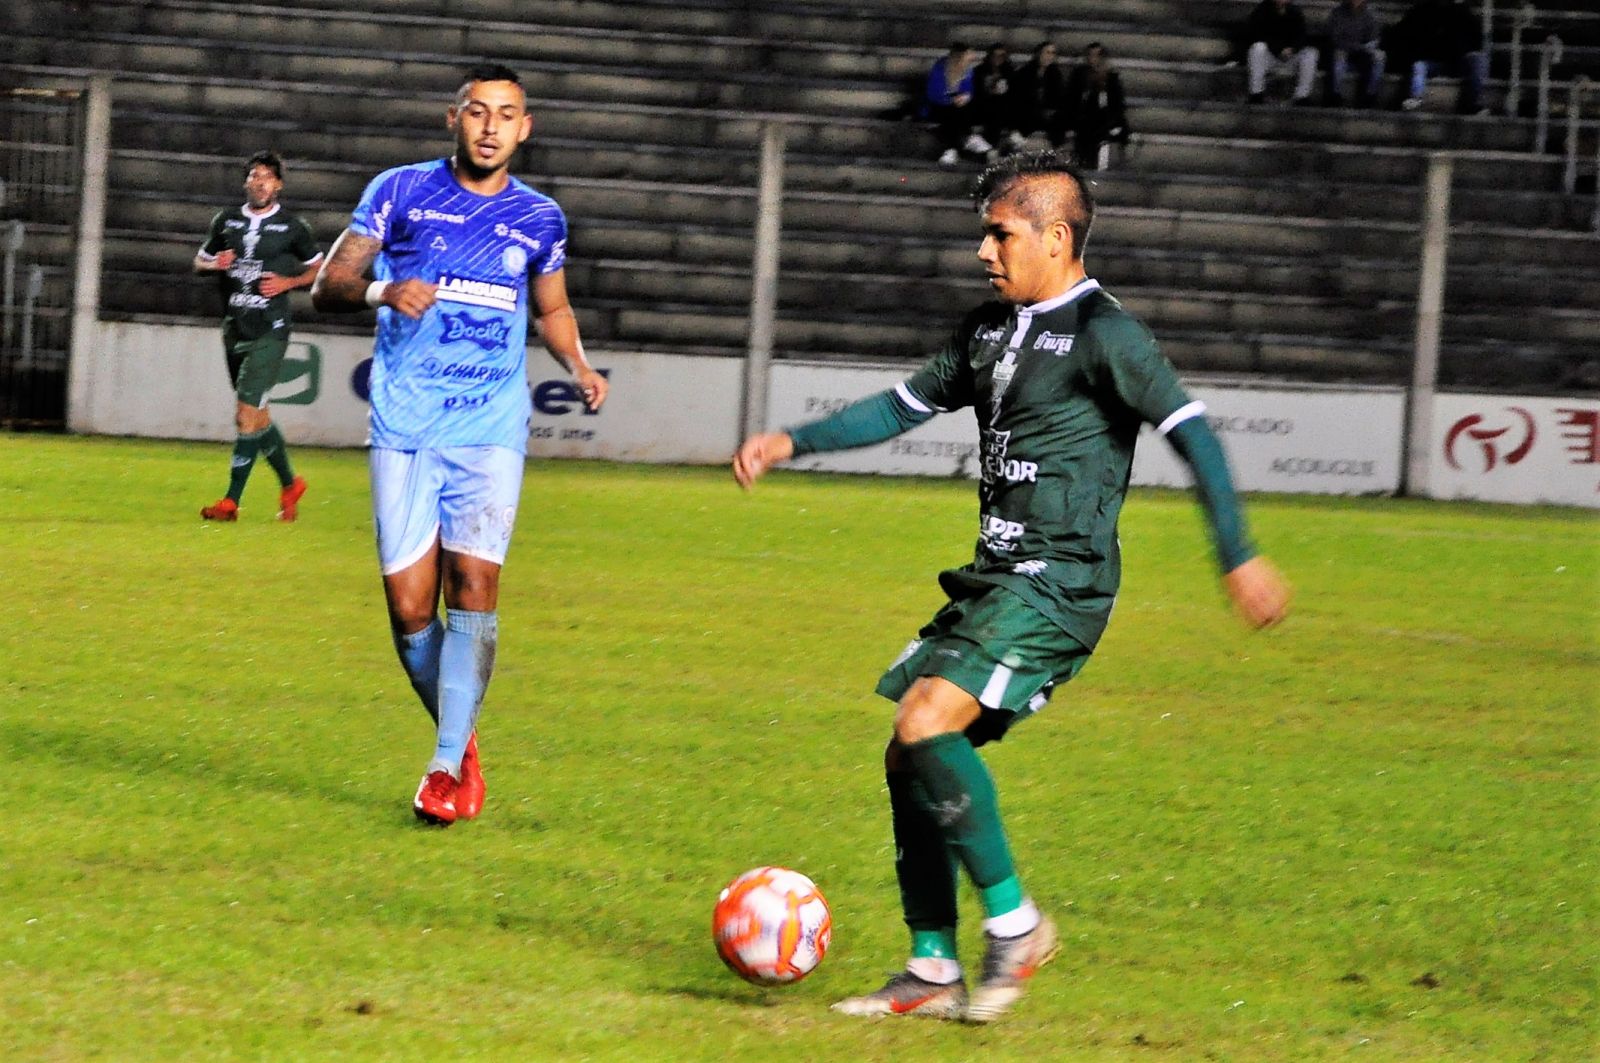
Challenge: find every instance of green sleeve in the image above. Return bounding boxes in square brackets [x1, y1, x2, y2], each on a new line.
[199, 211, 227, 256]
[1088, 314, 1191, 427]
[1166, 416, 1256, 573]
[291, 217, 322, 264]
[788, 389, 934, 456]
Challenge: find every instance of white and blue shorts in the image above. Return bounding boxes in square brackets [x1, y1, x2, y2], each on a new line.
[370, 445, 525, 575]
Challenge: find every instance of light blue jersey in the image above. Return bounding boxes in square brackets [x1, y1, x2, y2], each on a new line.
[351, 158, 568, 452]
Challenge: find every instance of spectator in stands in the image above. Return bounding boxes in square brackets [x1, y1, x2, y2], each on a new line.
[1245, 0, 1319, 105]
[972, 43, 1027, 155]
[1011, 41, 1069, 149]
[1324, 0, 1387, 107]
[1387, 0, 1488, 114]
[926, 41, 995, 167]
[1063, 42, 1132, 170]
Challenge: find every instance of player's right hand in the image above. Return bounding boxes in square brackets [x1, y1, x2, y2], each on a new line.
[732, 432, 795, 491]
[383, 278, 439, 319]
[212, 250, 236, 270]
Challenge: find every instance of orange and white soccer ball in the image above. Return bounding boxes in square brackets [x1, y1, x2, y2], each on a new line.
[712, 866, 832, 985]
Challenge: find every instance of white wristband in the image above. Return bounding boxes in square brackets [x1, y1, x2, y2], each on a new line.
[364, 280, 390, 309]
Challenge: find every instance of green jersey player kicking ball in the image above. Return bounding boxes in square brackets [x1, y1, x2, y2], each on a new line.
[733, 152, 1291, 1024]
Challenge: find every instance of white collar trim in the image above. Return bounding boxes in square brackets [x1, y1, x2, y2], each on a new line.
[1022, 278, 1100, 315]
[241, 202, 281, 221]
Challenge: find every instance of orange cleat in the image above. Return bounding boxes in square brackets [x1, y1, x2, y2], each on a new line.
[456, 733, 485, 820]
[277, 476, 308, 522]
[412, 769, 458, 826]
[201, 498, 239, 521]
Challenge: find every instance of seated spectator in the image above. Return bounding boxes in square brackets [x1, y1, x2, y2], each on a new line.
[924, 41, 994, 166]
[1063, 42, 1132, 170]
[1245, 0, 1319, 105]
[1324, 0, 1386, 107]
[972, 43, 1027, 154]
[1011, 41, 1069, 149]
[1388, 0, 1488, 114]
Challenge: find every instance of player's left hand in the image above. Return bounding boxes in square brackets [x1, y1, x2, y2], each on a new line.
[258, 272, 292, 297]
[1223, 556, 1292, 629]
[574, 366, 608, 411]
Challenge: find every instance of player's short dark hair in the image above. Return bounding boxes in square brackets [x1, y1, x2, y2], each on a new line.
[973, 150, 1096, 260]
[462, 62, 522, 87]
[458, 63, 525, 104]
[244, 150, 282, 180]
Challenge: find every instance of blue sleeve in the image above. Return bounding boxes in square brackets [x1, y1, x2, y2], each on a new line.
[926, 60, 950, 105]
[1166, 416, 1257, 573]
[350, 169, 400, 243]
[535, 206, 568, 275]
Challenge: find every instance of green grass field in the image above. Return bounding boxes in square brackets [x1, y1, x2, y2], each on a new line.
[2, 433, 1594, 1061]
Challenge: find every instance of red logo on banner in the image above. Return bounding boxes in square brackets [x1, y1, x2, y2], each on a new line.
[1555, 408, 1600, 465]
[1443, 407, 1537, 472]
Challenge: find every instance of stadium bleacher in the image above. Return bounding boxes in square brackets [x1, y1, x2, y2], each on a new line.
[5, 0, 1598, 397]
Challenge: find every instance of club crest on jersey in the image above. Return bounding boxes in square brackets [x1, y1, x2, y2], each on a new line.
[502, 245, 528, 276]
[1033, 330, 1075, 354]
[437, 274, 518, 312]
[439, 310, 510, 352]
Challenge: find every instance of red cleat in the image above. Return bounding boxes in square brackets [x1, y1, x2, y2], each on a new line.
[277, 476, 308, 522]
[412, 769, 458, 825]
[457, 733, 485, 820]
[201, 498, 239, 521]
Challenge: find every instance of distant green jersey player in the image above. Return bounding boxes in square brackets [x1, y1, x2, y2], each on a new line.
[194, 151, 322, 521]
[734, 152, 1291, 1024]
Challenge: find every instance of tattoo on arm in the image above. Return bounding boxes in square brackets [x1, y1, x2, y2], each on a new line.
[311, 229, 383, 311]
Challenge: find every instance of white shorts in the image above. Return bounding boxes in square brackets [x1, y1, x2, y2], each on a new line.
[370, 445, 525, 575]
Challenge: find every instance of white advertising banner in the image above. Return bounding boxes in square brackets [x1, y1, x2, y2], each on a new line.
[770, 362, 1405, 496]
[1427, 394, 1600, 508]
[70, 322, 743, 463]
[1132, 385, 1406, 496]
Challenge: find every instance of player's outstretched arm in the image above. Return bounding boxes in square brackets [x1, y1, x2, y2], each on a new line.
[1164, 414, 1292, 628]
[732, 387, 935, 492]
[312, 229, 436, 318]
[533, 269, 606, 411]
[733, 432, 795, 490]
[1223, 555, 1291, 629]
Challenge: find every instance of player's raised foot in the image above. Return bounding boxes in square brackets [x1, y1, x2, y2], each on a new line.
[830, 970, 968, 1020]
[412, 769, 458, 826]
[276, 476, 307, 522]
[456, 733, 485, 820]
[200, 497, 238, 521]
[965, 914, 1060, 1024]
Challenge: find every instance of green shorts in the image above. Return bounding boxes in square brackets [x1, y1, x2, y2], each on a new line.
[224, 327, 289, 408]
[876, 583, 1091, 747]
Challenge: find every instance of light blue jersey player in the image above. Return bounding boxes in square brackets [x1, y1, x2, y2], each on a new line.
[313, 64, 609, 827]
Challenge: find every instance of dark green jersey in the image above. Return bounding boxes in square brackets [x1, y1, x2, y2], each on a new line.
[899, 280, 1197, 648]
[198, 204, 322, 340]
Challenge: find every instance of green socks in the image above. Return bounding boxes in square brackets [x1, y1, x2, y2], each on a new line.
[257, 423, 294, 487]
[902, 732, 1023, 912]
[225, 428, 266, 502]
[888, 764, 960, 937]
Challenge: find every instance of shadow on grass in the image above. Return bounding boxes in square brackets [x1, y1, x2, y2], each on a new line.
[8, 720, 394, 815]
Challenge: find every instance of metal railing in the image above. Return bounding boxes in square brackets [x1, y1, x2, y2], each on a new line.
[0, 86, 85, 428]
[1560, 76, 1600, 231]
